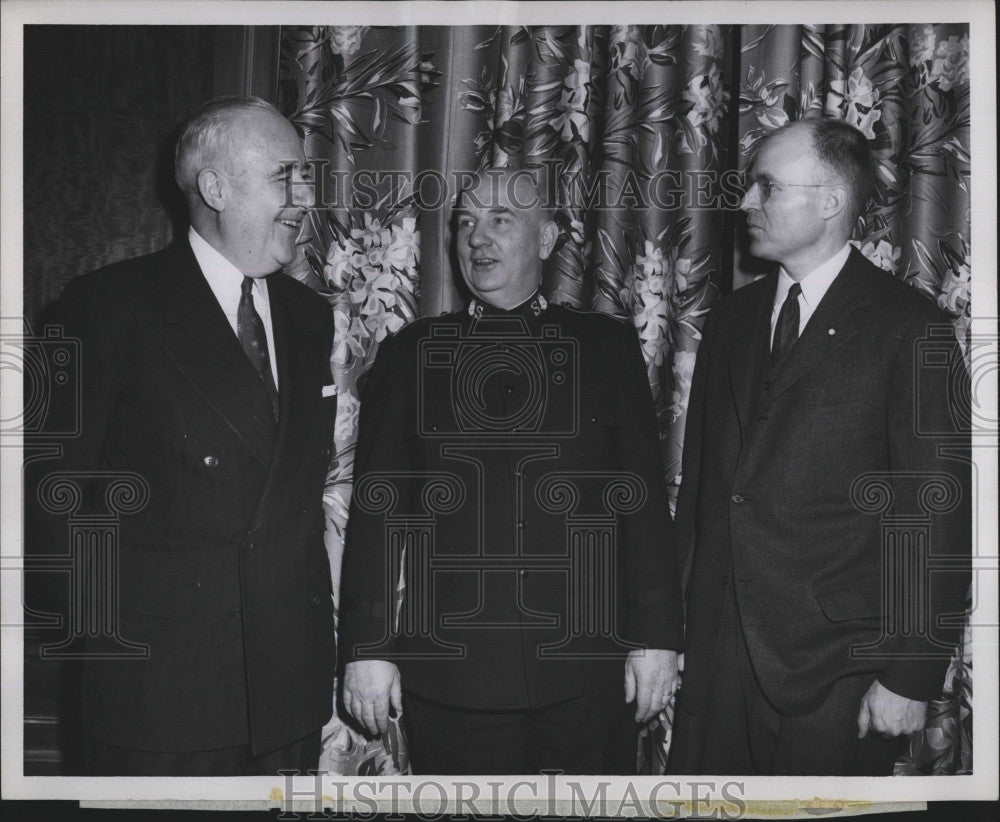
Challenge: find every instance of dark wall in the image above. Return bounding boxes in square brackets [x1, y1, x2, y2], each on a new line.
[22, 25, 280, 329]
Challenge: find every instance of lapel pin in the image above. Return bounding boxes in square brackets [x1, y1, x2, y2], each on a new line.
[828, 327, 836, 336]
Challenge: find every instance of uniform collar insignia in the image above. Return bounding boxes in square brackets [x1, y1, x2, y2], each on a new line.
[467, 291, 548, 319]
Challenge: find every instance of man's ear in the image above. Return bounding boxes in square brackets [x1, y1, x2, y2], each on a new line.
[822, 183, 850, 222]
[538, 219, 559, 261]
[196, 168, 226, 213]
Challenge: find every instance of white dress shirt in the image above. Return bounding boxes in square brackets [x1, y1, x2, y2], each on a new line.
[770, 243, 851, 347]
[188, 227, 279, 387]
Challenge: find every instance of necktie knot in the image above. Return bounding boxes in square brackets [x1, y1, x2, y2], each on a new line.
[242, 276, 254, 297]
[788, 282, 802, 300]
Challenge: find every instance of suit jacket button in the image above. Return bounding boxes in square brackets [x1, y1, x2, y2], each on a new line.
[731, 494, 744, 504]
[721, 574, 729, 587]
[203, 455, 219, 468]
[232, 609, 241, 619]
[312, 595, 324, 606]
[590, 415, 598, 423]
[761, 381, 771, 391]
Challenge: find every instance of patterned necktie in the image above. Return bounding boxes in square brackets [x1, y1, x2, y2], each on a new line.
[237, 276, 279, 419]
[771, 282, 802, 365]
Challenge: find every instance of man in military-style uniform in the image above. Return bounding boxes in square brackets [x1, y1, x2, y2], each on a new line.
[339, 168, 683, 774]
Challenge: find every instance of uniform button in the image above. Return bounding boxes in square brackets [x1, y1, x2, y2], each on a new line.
[761, 381, 771, 391]
[244, 539, 254, 550]
[590, 415, 598, 423]
[505, 385, 515, 395]
[731, 494, 744, 504]
[511, 427, 519, 433]
[518, 570, 528, 578]
[517, 520, 526, 529]
[430, 424, 438, 432]
[514, 471, 522, 479]
[203, 455, 219, 468]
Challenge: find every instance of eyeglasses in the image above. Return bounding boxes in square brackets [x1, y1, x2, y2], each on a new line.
[744, 176, 830, 204]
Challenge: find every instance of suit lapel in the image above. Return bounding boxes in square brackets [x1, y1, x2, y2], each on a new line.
[755, 249, 872, 417]
[157, 242, 277, 468]
[729, 275, 776, 437]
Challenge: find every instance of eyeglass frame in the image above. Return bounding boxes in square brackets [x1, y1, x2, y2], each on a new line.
[742, 174, 837, 204]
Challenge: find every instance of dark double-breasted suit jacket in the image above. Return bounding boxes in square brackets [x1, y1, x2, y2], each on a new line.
[339, 299, 684, 710]
[31, 240, 337, 755]
[675, 249, 971, 718]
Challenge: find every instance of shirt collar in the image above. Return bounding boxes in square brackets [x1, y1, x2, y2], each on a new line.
[775, 243, 851, 311]
[188, 226, 268, 301]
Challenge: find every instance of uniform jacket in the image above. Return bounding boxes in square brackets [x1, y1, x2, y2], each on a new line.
[31, 240, 337, 755]
[339, 298, 684, 709]
[675, 249, 971, 716]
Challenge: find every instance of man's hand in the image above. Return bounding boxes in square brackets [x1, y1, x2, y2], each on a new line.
[857, 680, 927, 739]
[625, 649, 679, 723]
[343, 660, 403, 736]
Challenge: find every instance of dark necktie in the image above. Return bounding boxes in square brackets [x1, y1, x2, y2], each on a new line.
[238, 276, 279, 418]
[771, 282, 802, 365]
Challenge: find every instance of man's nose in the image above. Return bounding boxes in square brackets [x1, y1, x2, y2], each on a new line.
[740, 181, 761, 212]
[291, 190, 313, 209]
[467, 221, 491, 247]
[290, 168, 316, 209]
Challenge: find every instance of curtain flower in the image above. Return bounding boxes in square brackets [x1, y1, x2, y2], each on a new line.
[328, 26, 368, 57]
[854, 239, 901, 274]
[930, 35, 970, 91]
[909, 25, 937, 66]
[829, 66, 881, 139]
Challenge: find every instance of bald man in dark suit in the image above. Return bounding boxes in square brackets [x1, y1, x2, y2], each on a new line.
[670, 119, 970, 776]
[31, 97, 336, 775]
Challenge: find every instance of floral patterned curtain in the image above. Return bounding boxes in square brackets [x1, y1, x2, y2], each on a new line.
[278, 23, 971, 776]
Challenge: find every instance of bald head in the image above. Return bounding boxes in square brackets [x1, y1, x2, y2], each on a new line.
[777, 119, 875, 225]
[173, 95, 309, 278]
[174, 96, 282, 198]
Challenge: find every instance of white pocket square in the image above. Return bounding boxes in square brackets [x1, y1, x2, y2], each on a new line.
[322, 384, 338, 398]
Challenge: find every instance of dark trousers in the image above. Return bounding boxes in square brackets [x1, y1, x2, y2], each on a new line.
[83, 729, 322, 776]
[669, 590, 904, 776]
[402, 687, 637, 775]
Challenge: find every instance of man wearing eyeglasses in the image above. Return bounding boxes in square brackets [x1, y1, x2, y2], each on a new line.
[669, 118, 970, 775]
